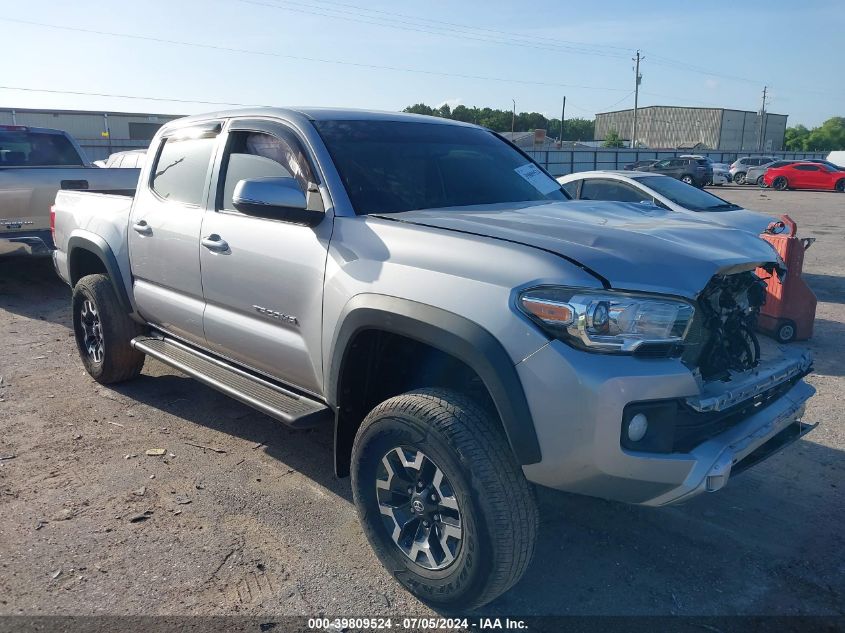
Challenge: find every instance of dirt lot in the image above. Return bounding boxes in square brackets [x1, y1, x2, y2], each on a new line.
[0, 186, 843, 618]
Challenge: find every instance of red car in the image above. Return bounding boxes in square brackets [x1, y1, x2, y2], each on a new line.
[763, 161, 845, 192]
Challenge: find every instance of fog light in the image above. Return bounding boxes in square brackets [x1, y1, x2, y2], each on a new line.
[627, 413, 648, 442]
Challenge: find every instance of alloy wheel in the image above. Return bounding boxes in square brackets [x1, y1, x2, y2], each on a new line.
[79, 299, 104, 363]
[375, 446, 463, 571]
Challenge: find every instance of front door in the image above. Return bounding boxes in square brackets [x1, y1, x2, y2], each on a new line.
[199, 119, 333, 396]
[128, 122, 221, 345]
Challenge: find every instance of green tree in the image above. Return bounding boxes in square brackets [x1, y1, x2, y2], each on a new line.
[602, 129, 624, 148]
[784, 124, 810, 151]
[402, 103, 597, 138]
[784, 118, 845, 151]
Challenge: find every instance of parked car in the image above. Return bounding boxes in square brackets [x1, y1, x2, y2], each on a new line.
[557, 171, 776, 234]
[764, 162, 845, 192]
[52, 107, 815, 608]
[746, 160, 798, 187]
[636, 156, 713, 188]
[710, 162, 730, 185]
[729, 156, 777, 184]
[98, 149, 148, 169]
[623, 159, 658, 171]
[0, 125, 141, 257]
[826, 150, 845, 168]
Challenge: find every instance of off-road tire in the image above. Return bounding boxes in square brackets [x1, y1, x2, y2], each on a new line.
[72, 274, 145, 384]
[351, 388, 538, 610]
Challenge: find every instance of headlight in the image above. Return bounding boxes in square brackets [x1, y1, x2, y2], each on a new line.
[518, 286, 695, 353]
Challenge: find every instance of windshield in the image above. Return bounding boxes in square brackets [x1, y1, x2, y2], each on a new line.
[314, 120, 568, 215]
[0, 131, 84, 167]
[635, 175, 741, 212]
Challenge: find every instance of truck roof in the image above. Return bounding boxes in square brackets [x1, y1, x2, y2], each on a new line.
[161, 106, 477, 132]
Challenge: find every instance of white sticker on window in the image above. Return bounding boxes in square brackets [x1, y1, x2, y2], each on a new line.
[514, 163, 561, 194]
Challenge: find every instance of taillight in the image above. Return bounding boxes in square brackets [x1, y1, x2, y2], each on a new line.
[50, 205, 56, 242]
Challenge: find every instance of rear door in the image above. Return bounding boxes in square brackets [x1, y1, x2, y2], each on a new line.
[199, 118, 333, 395]
[128, 121, 221, 345]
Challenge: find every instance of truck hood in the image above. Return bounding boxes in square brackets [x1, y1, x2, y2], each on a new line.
[374, 200, 782, 298]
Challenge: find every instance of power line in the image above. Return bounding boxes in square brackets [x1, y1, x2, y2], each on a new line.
[305, 0, 634, 53]
[238, 0, 632, 60]
[0, 85, 269, 107]
[1, 18, 629, 93]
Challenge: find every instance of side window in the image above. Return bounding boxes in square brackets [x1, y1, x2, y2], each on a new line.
[218, 131, 302, 212]
[560, 180, 579, 198]
[150, 136, 216, 205]
[794, 165, 818, 171]
[580, 179, 651, 203]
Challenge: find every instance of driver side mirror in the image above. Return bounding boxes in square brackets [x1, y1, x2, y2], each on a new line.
[233, 177, 324, 226]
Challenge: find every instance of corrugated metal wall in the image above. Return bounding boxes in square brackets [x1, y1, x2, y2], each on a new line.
[0, 108, 182, 160]
[596, 107, 787, 151]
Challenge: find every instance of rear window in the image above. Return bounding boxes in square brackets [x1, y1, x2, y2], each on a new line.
[150, 136, 215, 206]
[0, 131, 84, 166]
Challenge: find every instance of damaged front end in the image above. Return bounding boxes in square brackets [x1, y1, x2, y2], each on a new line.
[695, 268, 772, 382]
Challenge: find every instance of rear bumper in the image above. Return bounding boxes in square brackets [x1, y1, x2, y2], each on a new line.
[0, 230, 54, 257]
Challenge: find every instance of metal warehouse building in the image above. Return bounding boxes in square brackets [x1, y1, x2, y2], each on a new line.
[595, 106, 788, 151]
[0, 107, 182, 161]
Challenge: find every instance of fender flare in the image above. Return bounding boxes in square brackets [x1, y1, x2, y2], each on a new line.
[328, 294, 542, 467]
[67, 234, 133, 313]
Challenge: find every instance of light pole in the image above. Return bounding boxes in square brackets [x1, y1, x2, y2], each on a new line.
[511, 99, 516, 135]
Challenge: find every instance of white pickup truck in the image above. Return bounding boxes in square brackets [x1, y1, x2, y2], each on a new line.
[0, 125, 141, 257]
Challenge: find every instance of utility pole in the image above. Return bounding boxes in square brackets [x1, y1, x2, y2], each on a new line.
[758, 86, 768, 151]
[631, 50, 643, 149]
[511, 98, 516, 135]
[560, 96, 566, 143]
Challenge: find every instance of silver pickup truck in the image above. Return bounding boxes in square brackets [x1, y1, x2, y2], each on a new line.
[0, 125, 140, 256]
[51, 108, 816, 609]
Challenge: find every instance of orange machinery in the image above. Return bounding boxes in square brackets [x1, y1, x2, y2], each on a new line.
[756, 215, 817, 343]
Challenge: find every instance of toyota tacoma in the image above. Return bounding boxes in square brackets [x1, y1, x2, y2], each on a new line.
[51, 108, 816, 608]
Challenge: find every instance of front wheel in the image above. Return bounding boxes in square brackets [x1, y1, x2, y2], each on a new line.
[681, 175, 694, 185]
[835, 179, 845, 193]
[72, 274, 145, 384]
[756, 175, 766, 187]
[351, 388, 538, 609]
[773, 176, 789, 191]
[734, 172, 746, 184]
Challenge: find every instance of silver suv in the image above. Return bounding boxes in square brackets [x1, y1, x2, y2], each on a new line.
[730, 156, 777, 184]
[51, 108, 816, 608]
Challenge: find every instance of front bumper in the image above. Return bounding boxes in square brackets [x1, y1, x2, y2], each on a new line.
[0, 230, 54, 257]
[518, 339, 816, 506]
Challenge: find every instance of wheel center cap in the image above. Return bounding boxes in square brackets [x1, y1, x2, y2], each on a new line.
[411, 499, 425, 514]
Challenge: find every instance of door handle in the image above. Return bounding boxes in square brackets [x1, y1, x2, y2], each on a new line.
[201, 234, 229, 252]
[132, 220, 152, 235]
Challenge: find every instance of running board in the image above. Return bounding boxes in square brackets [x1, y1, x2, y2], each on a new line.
[131, 335, 332, 429]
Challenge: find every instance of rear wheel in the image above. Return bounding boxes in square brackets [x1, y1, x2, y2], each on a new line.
[756, 175, 765, 187]
[773, 176, 789, 191]
[835, 179, 845, 193]
[681, 175, 694, 185]
[734, 172, 746, 184]
[72, 274, 145, 384]
[351, 388, 538, 609]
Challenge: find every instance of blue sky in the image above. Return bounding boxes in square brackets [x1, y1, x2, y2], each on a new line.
[3, 0, 843, 127]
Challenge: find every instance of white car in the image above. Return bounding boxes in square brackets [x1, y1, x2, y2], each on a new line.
[558, 171, 777, 234]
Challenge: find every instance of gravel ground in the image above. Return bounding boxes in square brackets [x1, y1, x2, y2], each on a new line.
[0, 186, 843, 618]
